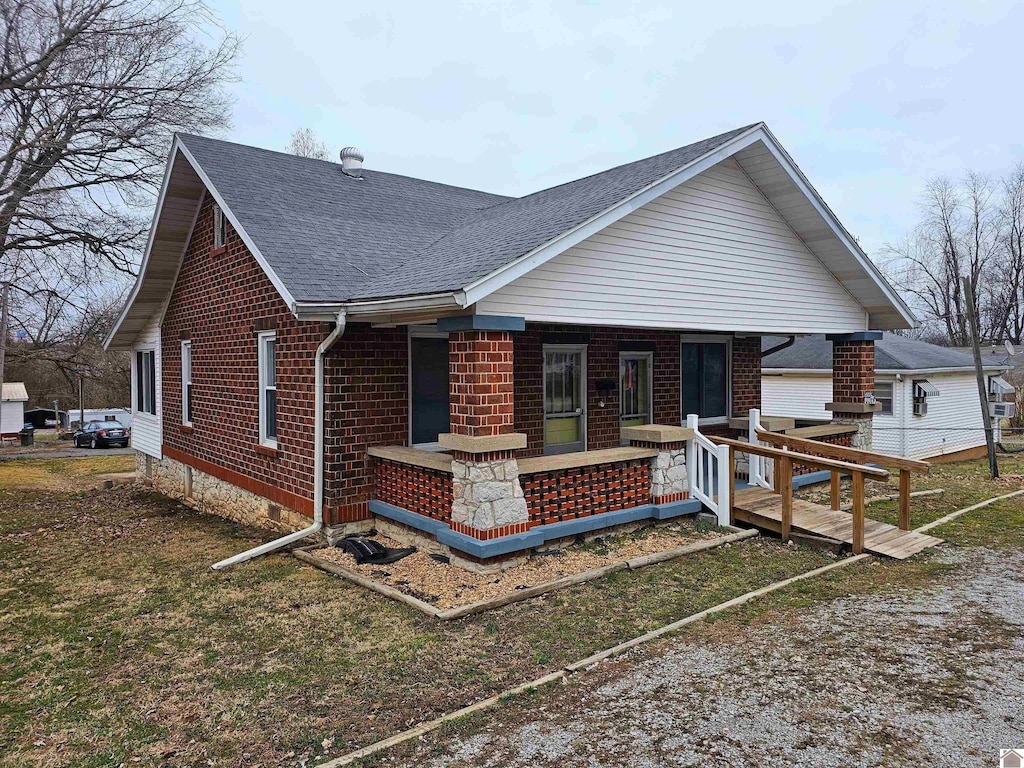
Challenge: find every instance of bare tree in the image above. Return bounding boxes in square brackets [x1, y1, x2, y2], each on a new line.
[996, 163, 1024, 344]
[884, 173, 1004, 345]
[286, 127, 331, 161]
[0, 0, 240, 395]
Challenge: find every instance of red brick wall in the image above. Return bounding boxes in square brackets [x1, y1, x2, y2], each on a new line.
[832, 340, 875, 405]
[792, 431, 855, 475]
[323, 325, 409, 522]
[161, 194, 330, 510]
[520, 459, 650, 525]
[373, 459, 451, 521]
[449, 330, 515, 437]
[732, 336, 762, 417]
[514, 324, 759, 457]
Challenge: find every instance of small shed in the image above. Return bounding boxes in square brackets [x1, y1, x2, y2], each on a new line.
[23, 407, 69, 430]
[1, 382, 29, 437]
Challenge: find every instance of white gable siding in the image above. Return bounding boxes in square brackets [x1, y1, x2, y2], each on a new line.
[478, 158, 869, 333]
[131, 313, 162, 458]
[761, 374, 832, 420]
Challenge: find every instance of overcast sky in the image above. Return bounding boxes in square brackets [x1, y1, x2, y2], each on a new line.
[209, 0, 1023, 260]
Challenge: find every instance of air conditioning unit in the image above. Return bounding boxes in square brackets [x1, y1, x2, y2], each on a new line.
[990, 401, 1017, 419]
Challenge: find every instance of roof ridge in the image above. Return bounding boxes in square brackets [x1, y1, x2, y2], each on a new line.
[175, 132, 513, 201]
[508, 122, 762, 202]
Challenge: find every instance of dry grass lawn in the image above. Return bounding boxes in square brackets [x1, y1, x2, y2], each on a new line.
[1, 452, 1020, 767]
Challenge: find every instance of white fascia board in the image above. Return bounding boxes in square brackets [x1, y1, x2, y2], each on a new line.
[459, 125, 768, 308]
[104, 139, 181, 350]
[174, 140, 298, 313]
[755, 125, 918, 329]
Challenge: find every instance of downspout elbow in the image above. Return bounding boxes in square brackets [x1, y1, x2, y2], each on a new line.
[211, 311, 347, 570]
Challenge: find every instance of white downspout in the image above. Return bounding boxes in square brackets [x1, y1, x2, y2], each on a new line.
[212, 312, 347, 570]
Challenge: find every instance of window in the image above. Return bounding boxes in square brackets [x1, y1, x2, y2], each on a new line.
[135, 350, 156, 415]
[213, 204, 227, 249]
[680, 337, 730, 424]
[181, 340, 193, 425]
[620, 352, 653, 441]
[409, 329, 450, 449]
[543, 345, 586, 454]
[258, 331, 277, 446]
[912, 379, 939, 417]
[874, 381, 894, 415]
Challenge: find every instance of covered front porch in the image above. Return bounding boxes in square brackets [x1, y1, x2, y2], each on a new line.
[350, 314, 883, 568]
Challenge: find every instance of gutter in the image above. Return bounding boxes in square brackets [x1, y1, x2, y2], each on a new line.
[212, 311, 347, 570]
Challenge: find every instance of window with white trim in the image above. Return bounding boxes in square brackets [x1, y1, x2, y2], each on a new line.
[213, 204, 226, 249]
[181, 340, 193, 425]
[135, 350, 156, 415]
[620, 351, 653, 442]
[258, 331, 277, 446]
[874, 380, 893, 415]
[680, 336, 730, 424]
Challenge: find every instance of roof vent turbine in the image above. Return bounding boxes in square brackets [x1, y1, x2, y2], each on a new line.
[340, 146, 364, 178]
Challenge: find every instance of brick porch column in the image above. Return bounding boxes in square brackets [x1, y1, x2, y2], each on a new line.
[437, 316, 529, 538]
[826, 331, 882, 449]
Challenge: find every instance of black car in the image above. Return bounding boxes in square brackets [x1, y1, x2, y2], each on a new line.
[73, 420, 130, 449]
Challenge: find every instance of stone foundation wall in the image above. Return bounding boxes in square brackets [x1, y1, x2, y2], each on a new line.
[450, 455, 528, 532]
[139, 451, 306, 533]
[650, 445, 688, 502]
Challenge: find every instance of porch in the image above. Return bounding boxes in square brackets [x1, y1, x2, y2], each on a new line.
[340, 315, 902, 567]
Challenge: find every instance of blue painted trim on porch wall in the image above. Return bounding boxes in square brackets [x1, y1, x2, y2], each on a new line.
[368, 497, 703, 559]
[436, 314, 526, 332]
[825, 331, 883, 342]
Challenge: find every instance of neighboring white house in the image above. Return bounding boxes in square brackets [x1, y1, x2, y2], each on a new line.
[69, 407, 133, 429]
[762, 334, 1011, 461]
[1, 382, 29, 438]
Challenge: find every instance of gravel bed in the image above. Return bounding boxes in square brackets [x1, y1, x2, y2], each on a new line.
[394, 546, 1024, 766]
[313, 521, 724, 610]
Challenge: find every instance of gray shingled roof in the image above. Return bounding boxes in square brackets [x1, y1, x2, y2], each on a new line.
[179, 124, 756, 304]
[762, 333, 1004, 372]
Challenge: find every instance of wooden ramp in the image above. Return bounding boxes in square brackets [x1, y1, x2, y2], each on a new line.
[732, 487, 942, 560]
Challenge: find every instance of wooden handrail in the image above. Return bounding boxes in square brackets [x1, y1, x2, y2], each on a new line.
[756, 430, 928, 531]
[709, 436, 890, 480]
[711, 434, 888, 555]
[756, 430, 929, 473]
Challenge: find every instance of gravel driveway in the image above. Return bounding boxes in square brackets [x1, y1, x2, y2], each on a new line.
[398, 547, 1024, 767]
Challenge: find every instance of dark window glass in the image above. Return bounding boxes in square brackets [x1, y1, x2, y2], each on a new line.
[411, 337, 450, 444]
[681, 341, 729, 420]
[136, 351, 144, 411]
[265, 389, 276, 439]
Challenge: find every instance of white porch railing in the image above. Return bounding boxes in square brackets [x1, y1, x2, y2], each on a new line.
[748, 408, 774, 490]
[686, 414, 731, 526]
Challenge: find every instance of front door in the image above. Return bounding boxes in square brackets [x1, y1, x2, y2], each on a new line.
[410, 335, 450, 448]
[620, 351, 652, 443]
[543, 345, 586, 454]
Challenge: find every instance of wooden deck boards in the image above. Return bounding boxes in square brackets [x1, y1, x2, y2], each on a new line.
[732, 487, 942, 560]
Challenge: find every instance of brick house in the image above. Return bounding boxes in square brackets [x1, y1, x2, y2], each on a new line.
[105, 123, 916, 570]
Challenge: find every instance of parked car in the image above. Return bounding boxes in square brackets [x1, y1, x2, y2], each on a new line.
[73, 420, 130, 449]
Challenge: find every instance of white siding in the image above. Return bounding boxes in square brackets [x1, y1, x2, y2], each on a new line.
[131, 313, 162, 458]
[871, 377, 901, 456]
[1, 400, 25, 435]
[761, 374, 832, 420]
[478, 158, 869, 334]
[762, 371, 991, 459]
[897, 373, 991, 460]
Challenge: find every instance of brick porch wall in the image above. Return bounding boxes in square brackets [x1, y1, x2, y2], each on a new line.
[520, 459, 651, 525]
[373, 459, 451, 521]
